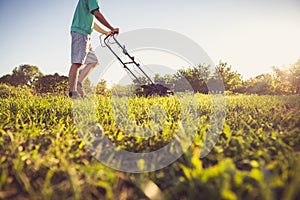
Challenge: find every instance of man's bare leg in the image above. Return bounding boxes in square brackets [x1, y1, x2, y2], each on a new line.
[78, 62, 99, 83]
[69, 63, 82, 96]
[77, 62, 99, 96]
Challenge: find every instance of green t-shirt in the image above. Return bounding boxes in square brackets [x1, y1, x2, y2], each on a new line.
[71, 0, 99, 35]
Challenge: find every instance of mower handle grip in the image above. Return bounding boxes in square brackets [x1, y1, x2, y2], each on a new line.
[103, 34, 125, 51]
[104, 34, 111, 42]
[103, 33, 118, 45]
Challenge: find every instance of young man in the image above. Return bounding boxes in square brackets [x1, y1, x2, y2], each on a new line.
[69, 0, 119, 97]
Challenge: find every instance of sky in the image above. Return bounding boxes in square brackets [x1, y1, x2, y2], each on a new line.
[0, 0, 300, 81]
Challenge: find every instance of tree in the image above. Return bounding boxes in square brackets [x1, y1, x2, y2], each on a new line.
[153, 74, 175, 90]
[174, 65, 210, 93]
[35, 73, 68, 94]
[11, 64, 43, 87]
[96, 79, 111, 96]
[214, 62, 243, 93]
[245, 74, 274, 94]
[272, 66, 293, 94]
[153, 74, 174, 83]
[0, 74, 13, 85]
[290, 59, 300, 94]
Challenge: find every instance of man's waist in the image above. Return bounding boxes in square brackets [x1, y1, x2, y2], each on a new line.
[71, 26, 92, 36]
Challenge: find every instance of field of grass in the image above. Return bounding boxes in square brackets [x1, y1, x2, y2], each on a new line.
[0, 93, 299, 200]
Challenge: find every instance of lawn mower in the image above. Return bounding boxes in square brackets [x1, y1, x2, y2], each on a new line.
[102, 34, 174, 97]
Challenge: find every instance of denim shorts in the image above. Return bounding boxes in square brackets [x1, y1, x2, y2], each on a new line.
[71, 31, 98, 64]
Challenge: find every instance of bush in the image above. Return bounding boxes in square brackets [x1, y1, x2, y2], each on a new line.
[0, 83, 33, 98]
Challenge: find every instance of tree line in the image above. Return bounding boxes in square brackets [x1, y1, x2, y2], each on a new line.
[0, 65, 68, 95]
[119, 59, 300, 95]
[0, 60, 299, 96]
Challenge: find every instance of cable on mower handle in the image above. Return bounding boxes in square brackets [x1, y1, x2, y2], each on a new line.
[101, 34, 154, 85]
[104, 34, 130, 57]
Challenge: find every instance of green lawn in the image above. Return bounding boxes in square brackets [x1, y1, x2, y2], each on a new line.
[0, 94, 299, 200]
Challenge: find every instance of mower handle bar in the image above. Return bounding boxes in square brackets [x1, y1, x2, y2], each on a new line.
[102, 34, 154, 85]
[103, 34, 130, 57]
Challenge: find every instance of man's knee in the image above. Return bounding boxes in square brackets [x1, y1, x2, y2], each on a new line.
[72, 63, 82, 68]
[91, 61, 100, 68]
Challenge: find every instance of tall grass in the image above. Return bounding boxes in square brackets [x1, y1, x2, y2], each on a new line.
[0, 94, 299, 199]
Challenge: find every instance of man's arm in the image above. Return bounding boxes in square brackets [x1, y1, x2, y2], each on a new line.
[92, 9, 119, 35]
[93, 22, 110, 35]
